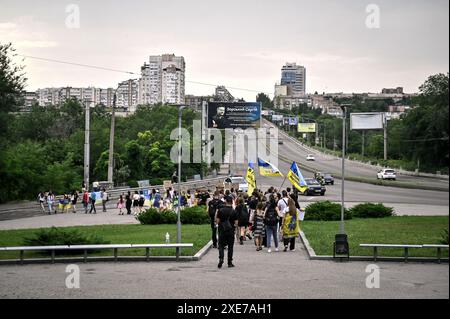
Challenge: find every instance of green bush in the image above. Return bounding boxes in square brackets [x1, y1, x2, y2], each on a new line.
[180, 206, 209, 224]
[137, 208, 166, 225]
[350, 203, 395, 218]
[137, 207, 208, 225]
[23, 227, 109, 254]
[305, 201, 351, 221]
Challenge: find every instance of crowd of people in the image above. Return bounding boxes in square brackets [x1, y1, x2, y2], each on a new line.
[207, 186, 305, 269]
[37, 183, 305, 269]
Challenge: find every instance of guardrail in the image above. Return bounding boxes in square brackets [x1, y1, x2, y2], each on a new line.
[0, 243, 194, 264]
[359, 243, 449, 263]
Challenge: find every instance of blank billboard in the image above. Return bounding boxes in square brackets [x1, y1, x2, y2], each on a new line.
[350, 113, 384, 130]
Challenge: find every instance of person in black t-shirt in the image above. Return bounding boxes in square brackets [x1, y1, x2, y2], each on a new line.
[216, 196, 238, 268]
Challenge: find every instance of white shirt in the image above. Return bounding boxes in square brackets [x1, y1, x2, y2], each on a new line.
[102, 192, 108, 201]
[277, 198, 289, 217]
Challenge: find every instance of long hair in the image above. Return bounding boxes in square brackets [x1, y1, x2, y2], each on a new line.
[287, 198, 297, 216]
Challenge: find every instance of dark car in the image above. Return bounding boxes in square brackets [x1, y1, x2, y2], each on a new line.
[303, 178, 326, 196]
[323, 173, 334, 185]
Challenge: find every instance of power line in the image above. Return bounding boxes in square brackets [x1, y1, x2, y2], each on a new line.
[18, 54, 273, 96]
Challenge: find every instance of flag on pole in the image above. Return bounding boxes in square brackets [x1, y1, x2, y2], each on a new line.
[287, 162, 308, 193]
[245, 162, 256, 196]
[257, 158, 283, 177]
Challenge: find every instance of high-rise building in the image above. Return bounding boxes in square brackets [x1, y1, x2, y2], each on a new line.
[139, 54, 185, 105]
[214, 85, 234, 102]
[280, 62, 306, 96]
[116, 79, 139, 112]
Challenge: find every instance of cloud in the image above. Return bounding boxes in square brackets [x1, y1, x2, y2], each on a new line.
[0, 16, 58, 49]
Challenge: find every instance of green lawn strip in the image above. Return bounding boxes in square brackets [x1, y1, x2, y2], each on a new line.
[301, 216, 449, 258]
[0, 224, 210, 260]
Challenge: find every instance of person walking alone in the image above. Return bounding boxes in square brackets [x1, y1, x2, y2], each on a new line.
[89, 191, 97, 214]
[117, 194, 125, 215]
[101, 189, 108, 212]
[216, 196, 238, 268]
[125, 191, 132, 215]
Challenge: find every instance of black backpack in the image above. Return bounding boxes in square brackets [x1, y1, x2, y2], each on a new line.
[238, 205, 249, 224]
[208, 199, 222, 219]
[264, 205, 278, 226]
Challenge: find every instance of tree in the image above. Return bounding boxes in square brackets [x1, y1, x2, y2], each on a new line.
[256, 93, 273, 109]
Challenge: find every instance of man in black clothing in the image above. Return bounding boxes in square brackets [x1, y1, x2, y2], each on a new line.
[216, 196, 238, 268]
[208, 191, 223, 248]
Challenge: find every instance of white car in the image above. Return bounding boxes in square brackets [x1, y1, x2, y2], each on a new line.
[306, 154, 315, 161]
[224, 176, 248, 192]
[377, 169, 397, 181]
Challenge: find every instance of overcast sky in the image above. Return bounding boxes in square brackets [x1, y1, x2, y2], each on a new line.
[1, 0, 448, 100]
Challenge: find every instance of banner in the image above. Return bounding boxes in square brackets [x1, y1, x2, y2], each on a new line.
[287, 162, 308, 193]
[257, 158, 283, 177]
[289, 117, 298, 126]
[245, 162, 256, 196]
[272, 114, 283, 122]
[207, 102, 261, 129]
[298, 123, 317, 133]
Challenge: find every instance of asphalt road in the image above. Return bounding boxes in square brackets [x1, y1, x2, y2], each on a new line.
[264, 119, 449, 190]
[0, 240, 447, 299]
[229, 125, 449, 208]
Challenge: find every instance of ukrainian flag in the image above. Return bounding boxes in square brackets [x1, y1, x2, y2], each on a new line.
[245, 162, 257, 196]
[257, 158, 283, 177]
[287, 162, 308, 193]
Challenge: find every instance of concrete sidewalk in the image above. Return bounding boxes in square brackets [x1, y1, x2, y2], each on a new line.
[0, 208, 139, 230]
[0, 237, 448, 298]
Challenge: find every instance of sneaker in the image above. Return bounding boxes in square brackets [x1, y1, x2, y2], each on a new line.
[275, 248, 279, 252]
[283, 246, 288, 252]
[290, 248, 296, 252]
[228, 263, 235, 268]
[218, 260, 223, 269]
[268, 249, 272, 253]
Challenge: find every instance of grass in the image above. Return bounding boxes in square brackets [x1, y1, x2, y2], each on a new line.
[301, 216, 449, 258]
[0, 224, 210, 260]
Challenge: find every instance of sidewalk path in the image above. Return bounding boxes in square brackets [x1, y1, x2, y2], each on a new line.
[0, 238, 448, 298]
[0, 208, 139, 230]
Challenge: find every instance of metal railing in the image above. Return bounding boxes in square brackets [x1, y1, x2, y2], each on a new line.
[0, 243, 194, 264]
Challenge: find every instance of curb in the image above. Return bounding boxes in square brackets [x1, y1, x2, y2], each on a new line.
[193, 240, 213, 261]
[299, 231, 449, 264]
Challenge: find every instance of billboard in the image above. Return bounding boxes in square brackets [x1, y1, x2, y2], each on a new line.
[289, 117, 298, 126]
[350, 113, 384, 130]
[298, 123, 317, 133]
[207, 102, 261, 129]
[272, 114, 283, 122]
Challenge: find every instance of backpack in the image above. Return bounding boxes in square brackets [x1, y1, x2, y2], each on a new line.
[238, 205, 249, 224]
[218, 207, 233, 233]
[264, 205, 278, 226]
[208, 199, 222, 219]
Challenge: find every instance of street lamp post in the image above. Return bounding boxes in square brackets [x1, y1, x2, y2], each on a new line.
[339, 104, 351, 234]
[176, 105, 186, 260]
[107, 83, 126, 186]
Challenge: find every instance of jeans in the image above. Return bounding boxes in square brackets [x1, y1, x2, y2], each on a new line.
[218, 231, 234, 264]
[83, 202, 88, 213]
[266, 225, 279, 248]
[89, 200, 96, 213]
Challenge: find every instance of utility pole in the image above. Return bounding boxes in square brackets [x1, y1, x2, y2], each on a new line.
[383, 114, 388, 161]
[83, 99, 90, 190]
[107, 93, 116, 186]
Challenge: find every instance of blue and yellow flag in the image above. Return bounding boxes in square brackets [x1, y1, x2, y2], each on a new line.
[257, 158, 283, 177]
[245, 162, 256, 196]
[287, 162, 308, 193]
